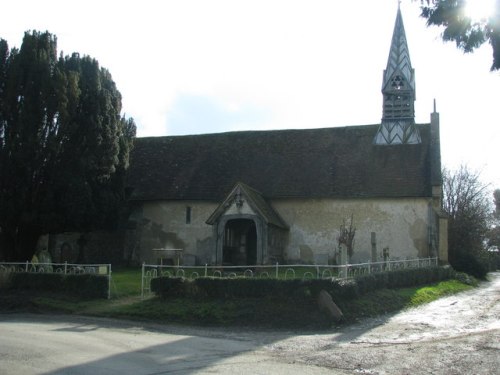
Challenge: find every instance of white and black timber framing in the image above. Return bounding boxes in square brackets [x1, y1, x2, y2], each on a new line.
[374, 5, 421, 145]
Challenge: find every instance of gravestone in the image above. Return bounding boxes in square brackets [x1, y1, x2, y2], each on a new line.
[317, 290, 344, 322]
[339, 243, 348, 278]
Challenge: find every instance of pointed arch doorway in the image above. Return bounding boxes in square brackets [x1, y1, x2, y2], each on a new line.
[223, 218, 257, 266]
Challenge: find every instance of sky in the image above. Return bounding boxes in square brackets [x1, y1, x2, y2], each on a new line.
[2, 0, 500, 190]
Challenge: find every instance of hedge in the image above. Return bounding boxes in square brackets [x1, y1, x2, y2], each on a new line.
[8, 272, 109, 299]
[151, 265, 455, 302]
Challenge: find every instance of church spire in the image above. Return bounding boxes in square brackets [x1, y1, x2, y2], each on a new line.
[374, 6, 421, 145]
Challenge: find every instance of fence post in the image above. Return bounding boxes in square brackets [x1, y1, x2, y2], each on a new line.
[64, 261, 67, 274]
[205, 264, 208, 277]
[338, 265, 343, 279]
[25, 261, 29, 272]
[275, 262, 279, 279]
[141, 262, 145, 299]
[107, 264, 112, 300]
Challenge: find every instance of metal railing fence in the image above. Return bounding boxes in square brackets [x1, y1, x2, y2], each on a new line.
[141, 257, 438, 298]
[0, 261, 112, 299]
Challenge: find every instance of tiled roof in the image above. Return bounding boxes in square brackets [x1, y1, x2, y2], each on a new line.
[206, 182, 288, 228]
[127, 124, 437, 202]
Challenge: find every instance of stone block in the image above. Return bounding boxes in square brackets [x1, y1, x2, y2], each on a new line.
[317, 290, 344, 322]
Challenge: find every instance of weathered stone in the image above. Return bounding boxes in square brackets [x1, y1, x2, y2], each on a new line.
[299, 245, 314, 263]
[317, 290, 344, 322]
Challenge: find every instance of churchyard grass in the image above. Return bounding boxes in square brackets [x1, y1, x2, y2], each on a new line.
[109, 267, 142, 297]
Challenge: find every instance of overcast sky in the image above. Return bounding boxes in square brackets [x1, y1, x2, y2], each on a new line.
[3, 0, 500, 189]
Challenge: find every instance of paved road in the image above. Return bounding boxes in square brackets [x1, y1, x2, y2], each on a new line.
[1, 272, 499, 374]
[0, 314, 329, 375]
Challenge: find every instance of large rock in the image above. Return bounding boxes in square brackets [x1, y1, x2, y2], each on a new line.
[317, 290, 344, 322]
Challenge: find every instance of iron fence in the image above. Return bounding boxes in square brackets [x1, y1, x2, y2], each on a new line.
[141, 257, 438, 298]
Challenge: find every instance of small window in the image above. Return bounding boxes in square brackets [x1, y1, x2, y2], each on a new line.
[186, 206, 192, 224]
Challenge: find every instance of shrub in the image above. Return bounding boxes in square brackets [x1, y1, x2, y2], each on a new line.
[8, 272, 108, 299]
[63, 274, 109, 299]
[451, 252, 488, 279]
[150, 266, 454, 303]
[0, 269, 13, 289]
[452, 271, 478, 286]
[151, 277, 188, 297]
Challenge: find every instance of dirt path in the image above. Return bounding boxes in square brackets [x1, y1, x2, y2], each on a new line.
[266, 272, 500, 374]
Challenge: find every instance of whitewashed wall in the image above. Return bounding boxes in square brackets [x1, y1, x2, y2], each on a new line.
[133, 197, 433, 265]
[272, 197, 432, 264]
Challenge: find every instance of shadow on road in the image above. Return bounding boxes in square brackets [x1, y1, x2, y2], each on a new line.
[0, 311, 390, 375]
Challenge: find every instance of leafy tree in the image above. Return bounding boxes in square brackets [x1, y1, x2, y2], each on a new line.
[419, 0, 500, 70]
[493, 188, 500, 218]
[486, 189, 500, 253]
[0, 31, 136, 261]
[442, 165, 491, 277]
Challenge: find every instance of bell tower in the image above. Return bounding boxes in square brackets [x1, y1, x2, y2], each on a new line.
[374, 4, 421, 145]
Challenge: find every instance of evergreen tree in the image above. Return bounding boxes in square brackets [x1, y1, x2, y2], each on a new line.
[420, 0, 500, 70]
[493, 189, 500, 218]
[0, 31, 136, 261]
[487, 189, 500, 257]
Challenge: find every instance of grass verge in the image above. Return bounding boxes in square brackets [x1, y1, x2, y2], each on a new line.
[0, 273, 474, 329]
[339, 279, 473, 322]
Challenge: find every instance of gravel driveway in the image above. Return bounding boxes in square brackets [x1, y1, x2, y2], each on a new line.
[268, 271, 500, 374]
[0, 272, 498, 374]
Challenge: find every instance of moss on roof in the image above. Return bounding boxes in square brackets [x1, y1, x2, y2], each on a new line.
[127, 124, 437, 201]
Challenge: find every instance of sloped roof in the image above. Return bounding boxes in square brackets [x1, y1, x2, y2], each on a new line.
[383, 7, 414, 93]
[206, 182, 288, 228]
[127, 124, 437, 202]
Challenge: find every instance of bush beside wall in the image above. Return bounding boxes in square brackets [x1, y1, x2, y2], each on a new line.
[151, 266, 455, 302]
[9, 272, 109, 299]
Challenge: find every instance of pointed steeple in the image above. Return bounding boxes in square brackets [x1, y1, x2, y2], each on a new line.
[374, 5, 421, 145]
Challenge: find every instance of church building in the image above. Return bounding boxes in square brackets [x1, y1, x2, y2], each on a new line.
[126, 7, 448, 266]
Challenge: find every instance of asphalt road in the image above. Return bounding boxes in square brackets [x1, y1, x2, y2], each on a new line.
[1, 272, 499, 374]
[0, 314, 330, 375]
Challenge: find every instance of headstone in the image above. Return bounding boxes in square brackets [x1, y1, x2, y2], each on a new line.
[299, 245, 314, 263]
[317, 290, 344, 322]
[314, 253, 329, 265]
[339, 243, 348, 278]
[371, 232, 377, 263]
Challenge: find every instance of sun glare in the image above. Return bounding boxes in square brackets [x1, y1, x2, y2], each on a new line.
[464, 0, 496, 22]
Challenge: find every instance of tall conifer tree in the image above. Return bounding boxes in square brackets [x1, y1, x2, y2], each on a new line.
[0, 31, 135, 261]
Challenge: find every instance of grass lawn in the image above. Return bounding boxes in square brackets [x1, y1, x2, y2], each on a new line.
[109, 267, 143, 297]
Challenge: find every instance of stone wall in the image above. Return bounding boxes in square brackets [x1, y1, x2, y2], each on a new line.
[48, 231, 125, 264]
[272, 197, 432, 264]
[131, 201, 217, 265]
[130, 196, 437, 266]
